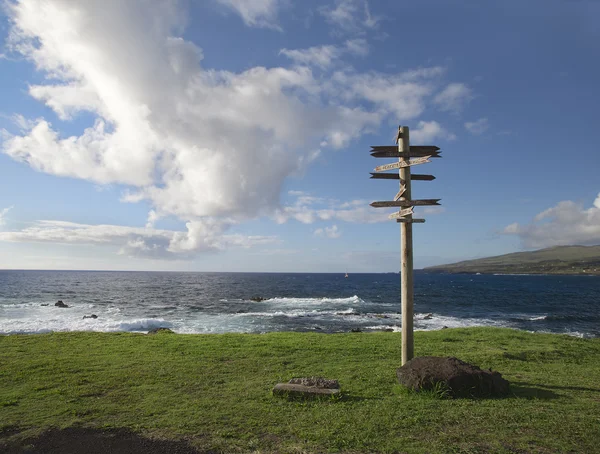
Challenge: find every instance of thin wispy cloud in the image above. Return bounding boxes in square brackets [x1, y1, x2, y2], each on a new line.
[0, 206, 14, 227]
[0, 219, 279, 259]
[314, 225, 341, 238]
[319, 0, 381, 36]
[215, 0, 285, 30]
[279, 39, 369, 69]
[434, 83, 473, 113]
[465, 118, 489, 135]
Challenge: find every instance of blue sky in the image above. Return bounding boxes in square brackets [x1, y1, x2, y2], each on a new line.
[0, 0, 599, 272]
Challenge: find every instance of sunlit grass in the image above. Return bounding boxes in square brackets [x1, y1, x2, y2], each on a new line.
[1, 328, 599, 453]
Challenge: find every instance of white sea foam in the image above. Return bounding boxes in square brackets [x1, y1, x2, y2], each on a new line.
[261, 295, 362, 305]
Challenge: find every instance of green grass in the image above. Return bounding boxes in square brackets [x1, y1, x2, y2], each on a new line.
[1, 327, 600, 453]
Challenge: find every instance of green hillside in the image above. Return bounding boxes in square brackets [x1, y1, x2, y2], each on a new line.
[424, 245, 600, 275]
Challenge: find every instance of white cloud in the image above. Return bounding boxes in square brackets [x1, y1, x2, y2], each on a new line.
[215, 0, 285, 30]
[0, 206, 14, 227]
[274, 194, 387, 224]
[411, 121, 456, 143]
[434, 83, 473, 113]
[465, 118, 489, 135]
[279, 38, 368, 69]
[329, 67, 445, 121]
[345, 38, 369, 56]
[145, 210, 159, 229]
[1, 0, 467, 256]
[421, 206, 446, 215]
[279, 44, 341, 69]
[0, 219, 279, 259]
[320, 0, 381, 35]
[314, 224, 341, 238]
[503, 196, 600, 248]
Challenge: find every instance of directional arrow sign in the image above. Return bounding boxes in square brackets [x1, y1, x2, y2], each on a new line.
[374, 156, 431, 172]
[388, 207, 414, 219]
[371, 150, 441, 158]
[371, 145, 440, 153]
[394, 186, 406, 201]
[370, 173, 436, 181]
[370, 199, 441, 208]
[396, 218, 426, 223]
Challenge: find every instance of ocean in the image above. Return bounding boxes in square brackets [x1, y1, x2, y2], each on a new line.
[0, 270, 598, 338]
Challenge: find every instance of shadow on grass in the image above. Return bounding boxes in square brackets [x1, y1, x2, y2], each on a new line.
[512, 382, 600, 395]
[510, 382, 561, 400]
[0, 427, 205, 454]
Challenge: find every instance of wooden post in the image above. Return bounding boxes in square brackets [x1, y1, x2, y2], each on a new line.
[398, 126, 414, 365]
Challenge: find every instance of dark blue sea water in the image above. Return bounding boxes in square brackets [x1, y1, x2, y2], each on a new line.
[0, 270, 598, 337]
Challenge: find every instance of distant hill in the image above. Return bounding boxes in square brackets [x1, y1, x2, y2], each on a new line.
[423, 245, 600, 275]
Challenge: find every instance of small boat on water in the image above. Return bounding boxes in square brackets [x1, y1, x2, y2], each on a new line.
[345, 271, 348, 278]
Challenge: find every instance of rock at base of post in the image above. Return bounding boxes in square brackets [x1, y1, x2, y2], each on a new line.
[272, 383, 340, 399]
[396, 356, 509, 398]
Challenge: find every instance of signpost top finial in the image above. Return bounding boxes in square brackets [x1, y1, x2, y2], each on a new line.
[395, 125, 402, 144]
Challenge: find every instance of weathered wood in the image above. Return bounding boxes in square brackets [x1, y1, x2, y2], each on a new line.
[396, 218, 426, 223]
[398, 126, 414, 366]
[374, 156, 431, 172]
[371, 145, 439, 153]
[410, 174, 436, 181]
[394, 186, 406, 201]
[272, 383, 340, 399]
[370, 173, 436, 181]
[388, 207, 414, 219]
[370, 199, 441, 208]
[371, 150, 441, 158]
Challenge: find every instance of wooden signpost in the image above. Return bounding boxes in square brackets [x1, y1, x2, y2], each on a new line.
[370, 173, 436, 181]
[370, 126, 442, 365]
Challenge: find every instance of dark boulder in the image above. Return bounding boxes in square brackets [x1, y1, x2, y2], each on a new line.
[83, 314, 98, 319]
[397, 356, 509, 398]
[250, 296, 266, 302]
[55, 300, 69, 308]
[147, 327, 175, 335]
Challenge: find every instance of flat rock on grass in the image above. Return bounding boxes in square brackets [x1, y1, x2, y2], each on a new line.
[273, 377, 340, 399]
[397, 356, 509, 398]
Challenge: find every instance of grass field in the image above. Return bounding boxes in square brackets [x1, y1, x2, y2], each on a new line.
[1, 327, 599, 453]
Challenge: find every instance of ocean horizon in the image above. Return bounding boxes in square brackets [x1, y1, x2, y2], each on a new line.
[1, 270, 598, 338]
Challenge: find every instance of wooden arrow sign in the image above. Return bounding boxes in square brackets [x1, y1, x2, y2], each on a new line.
[371, 150, 441, 158]
[370, 199, 441, 208]
[394, 186, 406, 201]
[371, 145, 440, 153]
[370, 173, 436, 181]
[374, 156, 431, 172]
[396, 218, 426, 223]
[388, 207, 414, 219]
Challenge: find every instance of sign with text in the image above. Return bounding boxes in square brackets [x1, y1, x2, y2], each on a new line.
[388, 207, 414, 219]
[374, 156, 431, 172]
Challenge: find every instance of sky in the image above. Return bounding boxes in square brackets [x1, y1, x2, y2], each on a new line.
[0, 0, 599, 273]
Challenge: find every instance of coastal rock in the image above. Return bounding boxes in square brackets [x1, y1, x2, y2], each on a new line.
[423, 313, 433, 320]
[55, 300, 69, 308]
[83, 314, 98, 319]
[147, 327, 175, 335]
[396, 356, 509, 398]
[250, 296, 266, 302]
